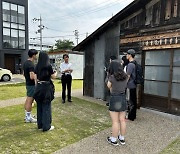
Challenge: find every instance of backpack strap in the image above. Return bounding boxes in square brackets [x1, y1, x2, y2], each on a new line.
[129, 60, 137, 65]
[127, 61, 136, 80]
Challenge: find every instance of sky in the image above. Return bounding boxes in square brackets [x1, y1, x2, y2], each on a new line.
[28, 0, 134, 47]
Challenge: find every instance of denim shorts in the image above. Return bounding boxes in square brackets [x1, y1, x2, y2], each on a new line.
[109, 94, 127, 112]
[26, 85, 35, 97]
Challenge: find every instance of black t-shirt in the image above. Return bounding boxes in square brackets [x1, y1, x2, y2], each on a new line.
[35, 65, 53, 81]
[23, 60, 35, 86]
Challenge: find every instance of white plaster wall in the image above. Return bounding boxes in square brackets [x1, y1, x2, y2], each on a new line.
[69, 54, 84, 79]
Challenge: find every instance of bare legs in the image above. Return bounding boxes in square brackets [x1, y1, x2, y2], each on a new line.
[119, 112, 126, 136]
[109, 111, 126, 138]
[24, 97, 34, 112]
[24, 97, 36, 122]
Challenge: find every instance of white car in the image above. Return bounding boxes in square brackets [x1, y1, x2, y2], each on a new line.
[0, 68, 12, 81]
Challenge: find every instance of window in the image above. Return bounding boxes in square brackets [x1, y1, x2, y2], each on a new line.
[171, 50, 180, 99]
[11, 29, 18, 48]
[144, 51, 170, 97]
[18, 5, 25, 24]
[3, 2, 10, 22]
[3, 28, 11, 48]
[2, 1, 26, 49]
[144, 50, 180, 100]
[19, 30, 25, 49]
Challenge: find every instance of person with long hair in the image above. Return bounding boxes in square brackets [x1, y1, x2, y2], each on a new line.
[105, 55, 117, 107]
[33, 52, 57, 131]
[106, 60, 128, 146]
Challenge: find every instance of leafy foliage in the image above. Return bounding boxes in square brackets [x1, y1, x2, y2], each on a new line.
[55, 39, 74, 50]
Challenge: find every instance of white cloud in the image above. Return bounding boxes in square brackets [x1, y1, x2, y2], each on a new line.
[28, 0, 134, 45]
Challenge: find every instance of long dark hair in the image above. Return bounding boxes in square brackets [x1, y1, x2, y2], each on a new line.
[109, 60, 127, 81]
[36, 52, 51, 79]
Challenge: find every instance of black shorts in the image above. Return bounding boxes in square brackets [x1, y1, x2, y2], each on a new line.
[26, 85, 35, 97]
[109, 94, 127, 112]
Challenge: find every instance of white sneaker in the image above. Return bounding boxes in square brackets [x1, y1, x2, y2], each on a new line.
[24, 115, 36, 121]
[49, 126, 55, 131]
[25, 117, 37, 123]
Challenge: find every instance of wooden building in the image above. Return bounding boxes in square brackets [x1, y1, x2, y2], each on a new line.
[73, 0, 180, 116]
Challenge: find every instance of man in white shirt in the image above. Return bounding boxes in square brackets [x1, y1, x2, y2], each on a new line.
[60, 54, 73, 103]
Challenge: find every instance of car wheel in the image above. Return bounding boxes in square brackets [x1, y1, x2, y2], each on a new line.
[2, 74, 11, 81]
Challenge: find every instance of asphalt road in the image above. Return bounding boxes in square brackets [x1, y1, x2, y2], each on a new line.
[0, 74, 25, 85]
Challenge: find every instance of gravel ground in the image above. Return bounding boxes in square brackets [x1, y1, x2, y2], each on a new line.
[0, 88, 179, 154]
[54, 108, 180, 154]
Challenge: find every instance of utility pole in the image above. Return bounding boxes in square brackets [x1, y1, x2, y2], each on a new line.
[74, 30, 79, 45]
[33, 15, 44, 51]
[39, 15, 43, 51]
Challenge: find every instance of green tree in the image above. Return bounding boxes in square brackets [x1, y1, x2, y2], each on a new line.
[55, 39, 74, 50]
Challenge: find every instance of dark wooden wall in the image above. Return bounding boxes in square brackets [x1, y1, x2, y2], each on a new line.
[83, 42, 95, 97]
[119, 0, 180, 115]
[104, 25, 120, 100]
[120, 0, 180, 53]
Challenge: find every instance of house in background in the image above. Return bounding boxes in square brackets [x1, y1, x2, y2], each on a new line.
[48, 50, 84, 79]
[0, 0, 28, 74]
[29, 42, 53, 52]
[73, 0, 180, 116]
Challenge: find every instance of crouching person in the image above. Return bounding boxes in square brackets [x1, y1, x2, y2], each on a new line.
[34, 52, 57, 131]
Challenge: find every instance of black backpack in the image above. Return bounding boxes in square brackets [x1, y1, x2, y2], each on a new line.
[130, 61, 144, 85]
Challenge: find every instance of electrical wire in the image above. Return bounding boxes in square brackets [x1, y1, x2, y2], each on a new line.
[29, 0, 133, 43]
[43, 0, 128, 21]
[30, 33, 87, 39]
[44, 27, 73, 33]
[43, 0, 117, 21]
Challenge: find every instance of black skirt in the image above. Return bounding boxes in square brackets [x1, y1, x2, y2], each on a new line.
[109, 94, 127, 112]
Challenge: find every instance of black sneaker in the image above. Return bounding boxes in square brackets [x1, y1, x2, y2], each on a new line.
[106, 102, 109, 107]
[62, 100, 65, 104]
[107, 137, 119, 146]
[118, 136, 125, 145]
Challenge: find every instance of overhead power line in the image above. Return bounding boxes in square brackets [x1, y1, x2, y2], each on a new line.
[73, 0, 121, 16]
[30, 33, 87, 39]
[44, 0, 127, 21]
[44, 27, 73, 33]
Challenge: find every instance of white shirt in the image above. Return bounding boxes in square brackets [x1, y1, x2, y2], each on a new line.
[60, 62, 72, 75]
[124, 66, 127, 73]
